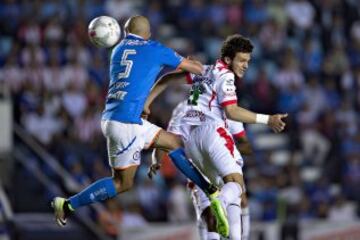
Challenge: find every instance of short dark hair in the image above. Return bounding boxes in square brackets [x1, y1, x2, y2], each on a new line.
[220, 34, 254, 61]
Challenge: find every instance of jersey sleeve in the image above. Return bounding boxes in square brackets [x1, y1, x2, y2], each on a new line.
[216, 71, 237, 107]
[158, 42, 184, 68]
[185, 73, 194, 84]
[227, 119, 246, 139]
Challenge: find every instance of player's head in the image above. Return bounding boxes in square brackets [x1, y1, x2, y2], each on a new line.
[124, 15, 151, 40]
[220, 34, 253, 78]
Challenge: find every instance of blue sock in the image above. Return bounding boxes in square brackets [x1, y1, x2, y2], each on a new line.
[68, 177, 117, 210]
[168, 148, 216, 195]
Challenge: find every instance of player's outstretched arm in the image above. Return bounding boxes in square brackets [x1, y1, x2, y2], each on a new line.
[178, 58, 204, 75]
[224, 104, 288, 133]
[144, 71, 187, 112]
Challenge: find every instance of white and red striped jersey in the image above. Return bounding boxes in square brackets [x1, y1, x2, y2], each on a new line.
[167, 101, 246, 141]
[227, 119, 246, 139]
[181, 60, 238, 126]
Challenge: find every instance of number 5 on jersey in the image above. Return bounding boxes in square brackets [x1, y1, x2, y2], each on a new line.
[118, 49, 136, 79]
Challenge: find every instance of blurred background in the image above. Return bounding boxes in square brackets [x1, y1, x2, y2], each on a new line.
[0, 0, 359, 239]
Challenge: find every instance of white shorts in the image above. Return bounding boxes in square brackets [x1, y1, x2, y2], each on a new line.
[184, 124, 243, 186]
[101, 119, 161, 169]
[167, 123, 191, 142]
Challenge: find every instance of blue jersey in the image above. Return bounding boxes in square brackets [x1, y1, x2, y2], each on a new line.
[102, 34, 184, 124]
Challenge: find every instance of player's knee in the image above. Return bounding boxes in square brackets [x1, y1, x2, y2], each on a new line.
[112, 165, 137, 193]
[168, 134, 183, 150]
[154, 130, 183, 151]
[223, 173, 243, 185]
[163, 131, 183, 150]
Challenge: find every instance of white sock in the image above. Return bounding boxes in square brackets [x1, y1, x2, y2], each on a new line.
[228, 198, 242, 240]
[241, 207, 250, 240]
[207, 231, 220, 240]
[219, 182, 242, 208]
[197, 218, 207, 240]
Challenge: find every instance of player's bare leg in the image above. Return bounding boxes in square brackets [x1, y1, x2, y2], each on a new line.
[151, 129, 183, 150]
[111, 165, 138, 192]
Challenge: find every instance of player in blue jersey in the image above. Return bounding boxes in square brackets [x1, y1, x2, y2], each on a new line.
[51, 15, 224, 228]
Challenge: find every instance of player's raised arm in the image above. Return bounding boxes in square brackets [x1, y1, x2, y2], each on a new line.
[143, 71, 188, 114]
[177, 58, 204, 75]
[224, 104, 288, 133]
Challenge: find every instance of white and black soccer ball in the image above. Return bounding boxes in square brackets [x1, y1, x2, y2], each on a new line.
[88, 16, 121, 48]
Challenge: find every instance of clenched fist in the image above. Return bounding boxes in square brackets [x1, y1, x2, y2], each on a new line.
[268, 113, 288, 133]
[147, 163, 161, 179]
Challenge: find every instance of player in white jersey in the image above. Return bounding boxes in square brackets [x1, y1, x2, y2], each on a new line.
[144, 34, 287, 239]
[157, 100, 252, 240]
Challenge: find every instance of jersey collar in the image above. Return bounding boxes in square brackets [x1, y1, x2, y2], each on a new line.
[216, 59, 229, 71]
[126, 33, 145, 40]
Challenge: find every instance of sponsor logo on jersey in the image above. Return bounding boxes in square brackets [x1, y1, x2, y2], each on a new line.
[185, 110, 206, 122]
[225, 79, 234, 86]
[133, 151, 140, 160]
[192, 75, 215, 86]
[115, 81, 130, 88]
[225, 92, 237, 96]
[108, 90, 128, 100]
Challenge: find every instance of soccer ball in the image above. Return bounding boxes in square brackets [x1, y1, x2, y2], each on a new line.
[88, 16, 121, 48]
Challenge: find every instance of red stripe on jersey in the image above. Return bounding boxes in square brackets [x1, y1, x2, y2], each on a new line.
[233, 130, 246, 139]
[220, 99, 237, 107]
[216, 127, 235, 157]
[216, 59, 229, 71]
[185, 73, 192, 84]
[208, 90, 216, 110]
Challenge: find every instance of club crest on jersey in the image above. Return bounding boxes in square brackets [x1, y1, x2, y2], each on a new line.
[133, 151, 140, 160]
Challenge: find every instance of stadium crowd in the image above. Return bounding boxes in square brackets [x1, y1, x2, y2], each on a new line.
[0, 0, 359, 237]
